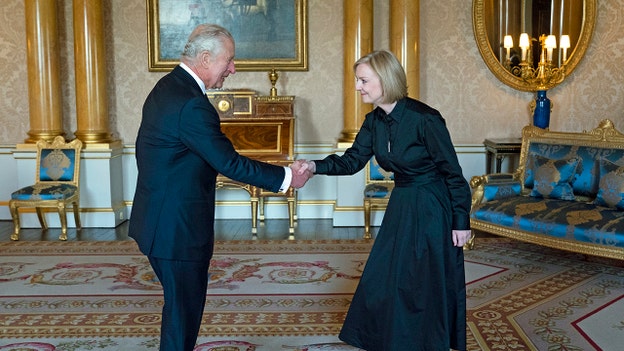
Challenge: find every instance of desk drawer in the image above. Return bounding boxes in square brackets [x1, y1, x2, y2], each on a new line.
[255, 102, 293, 116]
[221, 121, 292, 158]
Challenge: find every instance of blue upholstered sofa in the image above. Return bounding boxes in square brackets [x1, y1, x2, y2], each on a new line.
[470, 120, 624, 260]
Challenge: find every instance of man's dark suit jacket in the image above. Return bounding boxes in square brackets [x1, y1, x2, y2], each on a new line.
[129, 65, 286, 261]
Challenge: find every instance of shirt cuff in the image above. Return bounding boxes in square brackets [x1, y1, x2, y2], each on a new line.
[279, 167, 292, 193]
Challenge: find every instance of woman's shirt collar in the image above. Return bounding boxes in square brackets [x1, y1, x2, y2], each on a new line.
[375, 97, 407, 123]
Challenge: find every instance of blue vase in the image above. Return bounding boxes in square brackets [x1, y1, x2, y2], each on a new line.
[533, 90, 550, 129]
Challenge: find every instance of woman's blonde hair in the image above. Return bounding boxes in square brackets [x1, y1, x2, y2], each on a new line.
[354, 50, 408, 103]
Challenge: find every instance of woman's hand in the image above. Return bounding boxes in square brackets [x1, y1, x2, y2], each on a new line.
[452, 230, 472, 247]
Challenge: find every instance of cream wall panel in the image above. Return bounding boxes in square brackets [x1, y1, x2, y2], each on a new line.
[0, 1, 28, 143]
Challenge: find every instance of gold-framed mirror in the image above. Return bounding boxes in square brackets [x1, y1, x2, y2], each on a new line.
[473, 0, 596, 92]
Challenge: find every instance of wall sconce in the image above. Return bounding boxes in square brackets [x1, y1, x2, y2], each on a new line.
[503, 33, 571, 129]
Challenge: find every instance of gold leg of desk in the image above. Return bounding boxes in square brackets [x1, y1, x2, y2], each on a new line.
[251, 196, 259, 235]
[288, 196, 296, 238]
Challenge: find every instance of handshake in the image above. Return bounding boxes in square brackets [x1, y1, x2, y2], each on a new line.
[289, 159, 316, 189]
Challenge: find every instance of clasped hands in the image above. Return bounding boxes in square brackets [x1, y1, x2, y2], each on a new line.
[289, 159, 315, 188]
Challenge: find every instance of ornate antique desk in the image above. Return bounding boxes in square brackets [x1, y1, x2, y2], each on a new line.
[207, 90, 296, 237]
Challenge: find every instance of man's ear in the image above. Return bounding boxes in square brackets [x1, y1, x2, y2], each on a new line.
[200, 51, 212, 67]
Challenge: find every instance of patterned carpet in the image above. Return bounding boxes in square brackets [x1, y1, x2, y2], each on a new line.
[0, 238, 623, 351]
[465, 239, 624, 351]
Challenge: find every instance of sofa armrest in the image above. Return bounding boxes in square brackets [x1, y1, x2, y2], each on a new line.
[470, 173, 522, 208]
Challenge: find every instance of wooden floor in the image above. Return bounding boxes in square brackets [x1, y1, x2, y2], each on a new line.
[0, 219, 379, 242]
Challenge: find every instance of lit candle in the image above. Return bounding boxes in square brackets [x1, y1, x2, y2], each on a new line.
[545, 35, 557, 62]
[519, 33, 530, 61]
[560, 35, 571, 62]
[503, 35, 513, 60]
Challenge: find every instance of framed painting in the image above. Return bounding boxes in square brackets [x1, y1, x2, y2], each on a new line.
[147, 0, 308, 72]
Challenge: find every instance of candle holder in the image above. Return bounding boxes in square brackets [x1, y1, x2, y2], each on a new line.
[504, 33, 569, 129]
[524, 35, 566, 129]
[268, 68, 279, 97]
[517, 34, 569, 91]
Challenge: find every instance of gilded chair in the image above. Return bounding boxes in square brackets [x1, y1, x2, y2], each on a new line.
[363, 156, 394, 239]
[9, 136, 83, 241]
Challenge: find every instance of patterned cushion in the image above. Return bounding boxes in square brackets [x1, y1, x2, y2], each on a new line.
[523, 145, 575, 189]
[523, 143, 624, 197]
[11, 184, 78, 201]
[529, 154, 580, 200]
[594, 158, 624, 210]
[483, 181, 522, 202]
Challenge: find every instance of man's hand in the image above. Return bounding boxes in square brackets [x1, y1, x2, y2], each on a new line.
[452, 230, 472, 247]
[290, 167, 313, 188]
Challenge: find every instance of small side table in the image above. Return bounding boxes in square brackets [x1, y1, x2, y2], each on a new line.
[483, 138, 522, 174]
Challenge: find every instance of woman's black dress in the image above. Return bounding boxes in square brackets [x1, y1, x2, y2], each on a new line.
[313, 98, 471, 351]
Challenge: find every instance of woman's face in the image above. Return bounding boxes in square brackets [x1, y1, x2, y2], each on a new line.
[355, 63, 383, 106]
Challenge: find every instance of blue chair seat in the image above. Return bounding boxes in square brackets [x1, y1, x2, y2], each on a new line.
[12, 184, 78, 201]
[364, 183, 393, 198]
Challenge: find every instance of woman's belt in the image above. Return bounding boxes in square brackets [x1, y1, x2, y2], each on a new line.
[394, 174, 441, 187]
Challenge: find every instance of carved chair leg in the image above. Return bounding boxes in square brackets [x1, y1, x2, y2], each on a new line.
[36, 207, 48, 230]
[73, 201, 82, 230]
[58, 204, 68, 241]
[363, 200, 372, 239]
[9, 202, 20, 241]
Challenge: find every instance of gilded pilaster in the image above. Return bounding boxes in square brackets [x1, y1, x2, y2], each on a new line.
[24, 0, 64, 143]
[339, 0, 374, 144]
[72, 0, 114, 144]
[390, 0, 419, 99]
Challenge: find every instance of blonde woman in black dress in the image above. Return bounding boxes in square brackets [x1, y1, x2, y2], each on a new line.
[291, 50, 471, 351]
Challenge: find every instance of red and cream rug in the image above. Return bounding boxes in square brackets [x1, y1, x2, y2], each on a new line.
[0, 238, 622, 350]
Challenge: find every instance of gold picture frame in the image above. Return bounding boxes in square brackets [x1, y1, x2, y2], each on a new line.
[147, 0, 308, 72]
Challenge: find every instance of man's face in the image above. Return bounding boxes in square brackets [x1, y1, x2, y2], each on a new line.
[203, 38, 236, 89]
